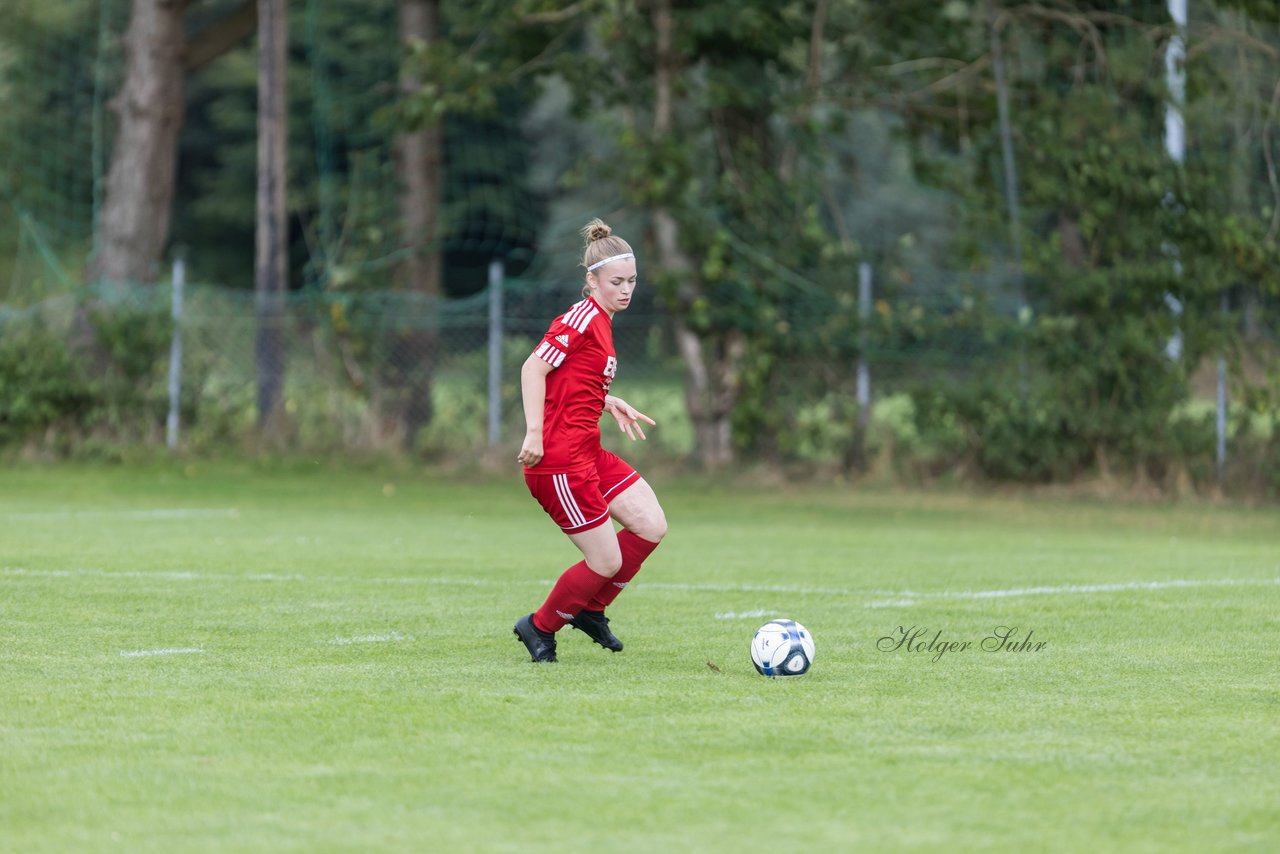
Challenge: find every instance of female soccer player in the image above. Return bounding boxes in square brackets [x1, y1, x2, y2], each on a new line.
[512, 219, 668, 663]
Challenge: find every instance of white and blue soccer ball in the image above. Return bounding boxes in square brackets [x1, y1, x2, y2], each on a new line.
[750, 619, 815, 677]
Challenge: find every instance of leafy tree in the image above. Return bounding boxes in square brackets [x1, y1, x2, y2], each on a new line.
[256, 0, 289, 433]
[0, 0, 119, 285]
[889, 0, 1279, 480]
[89, 0, 258, 287]
[554, 0, 856, 468]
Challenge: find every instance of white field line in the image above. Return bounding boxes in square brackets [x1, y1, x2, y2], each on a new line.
[4, 566, 1277, 606]
[863, 577, 1280, 608]
[3, 567, 206, 580]
[327, 633, 409, 645]
[3, 567, 846, 595]
[4, 508, 240, 521]
[120, 647, 205, 658]
[640, 581, 857, 595]
[714, 609, 773, 620]
[0, 567, 492, 586]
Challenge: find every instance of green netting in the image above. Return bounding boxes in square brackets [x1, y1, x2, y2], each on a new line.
[0, 0, 128, 299]
[299, 0, 548, 293]
[1, 0, 1275, 470]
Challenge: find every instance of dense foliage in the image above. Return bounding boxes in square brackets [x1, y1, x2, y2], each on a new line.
[0, 0, 1277, 492]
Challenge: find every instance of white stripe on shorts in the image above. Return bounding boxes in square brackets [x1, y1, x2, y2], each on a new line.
[574, 508, 612, 531]
[553, 474, 586, 529]
[600, 469, 640, 500]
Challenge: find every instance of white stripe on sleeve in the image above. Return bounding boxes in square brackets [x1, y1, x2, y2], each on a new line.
[535, 341, 567, 367]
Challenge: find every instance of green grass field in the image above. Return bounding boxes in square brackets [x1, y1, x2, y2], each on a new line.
[2, 461, 1278, 852]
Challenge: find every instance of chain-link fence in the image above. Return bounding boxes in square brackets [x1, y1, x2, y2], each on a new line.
[0, 269, 686, 458]
[4, 263, 1274, 486]
[3, 0, 1277, 488]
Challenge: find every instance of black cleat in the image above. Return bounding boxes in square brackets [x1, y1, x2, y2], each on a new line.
[513, 614, 557, 663]
[569, 609, 623, 652]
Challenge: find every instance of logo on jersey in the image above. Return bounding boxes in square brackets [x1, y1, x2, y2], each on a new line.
[602, 355, 618, 391]
[555, 334, 570, 347]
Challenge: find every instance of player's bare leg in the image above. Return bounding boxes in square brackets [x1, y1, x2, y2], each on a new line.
[567, 522, 623, 577]
[606, 478, 668, 543]
[568, 479, 667, 652]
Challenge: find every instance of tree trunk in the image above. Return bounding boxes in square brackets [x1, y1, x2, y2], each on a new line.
[650, 0, 741, 470]
[673, 319, 745, 470]
[255, 0, 288, 434]
[393, 0, 443, 449]
[86, 0, 187, 286]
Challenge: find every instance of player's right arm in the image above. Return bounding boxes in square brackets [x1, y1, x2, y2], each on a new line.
[518, 354, 555, 467]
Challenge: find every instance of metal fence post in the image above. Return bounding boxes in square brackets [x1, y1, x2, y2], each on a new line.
[166, 254, 185, 451]
[857, 261, 872, 435]
[1163, 0, 1188, 365]
[487, 259, 505, 447]
[1216, 291, 1228, 483]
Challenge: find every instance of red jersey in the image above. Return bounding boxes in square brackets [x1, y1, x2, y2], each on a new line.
[526, 296, 618, 474]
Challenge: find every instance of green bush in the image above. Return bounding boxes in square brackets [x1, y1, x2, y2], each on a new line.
[911, 383, 1086, 482]
[0, 319, 93, 444]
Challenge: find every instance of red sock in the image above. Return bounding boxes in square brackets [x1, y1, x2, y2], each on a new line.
[586, 530, 660, 611]
[533, 560, 611, 633]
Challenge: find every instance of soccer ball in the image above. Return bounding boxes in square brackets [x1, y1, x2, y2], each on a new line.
[750, 619, 815, 677]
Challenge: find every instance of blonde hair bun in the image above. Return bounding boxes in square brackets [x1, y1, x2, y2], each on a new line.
[579, 217, 633, 275]
[582, 218, 613, 243]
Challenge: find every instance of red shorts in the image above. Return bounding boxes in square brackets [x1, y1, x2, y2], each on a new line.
[525, 449, 640, 534]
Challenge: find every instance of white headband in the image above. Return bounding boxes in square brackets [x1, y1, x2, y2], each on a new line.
[587, 252, 635, 272]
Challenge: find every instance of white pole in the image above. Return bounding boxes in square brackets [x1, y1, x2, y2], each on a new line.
[487, 259, 504, 447]
[1166, 2, 1223, 479]
[1164, 0, 1187, 362]
[856, 261, 872, 435]
[1165, 0, 1188, 165]
[166, 255, 185, 450]
[1216, 294, 1228, 482]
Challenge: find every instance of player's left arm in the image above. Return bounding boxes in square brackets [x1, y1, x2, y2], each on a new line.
[604, 394, 656, 441]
